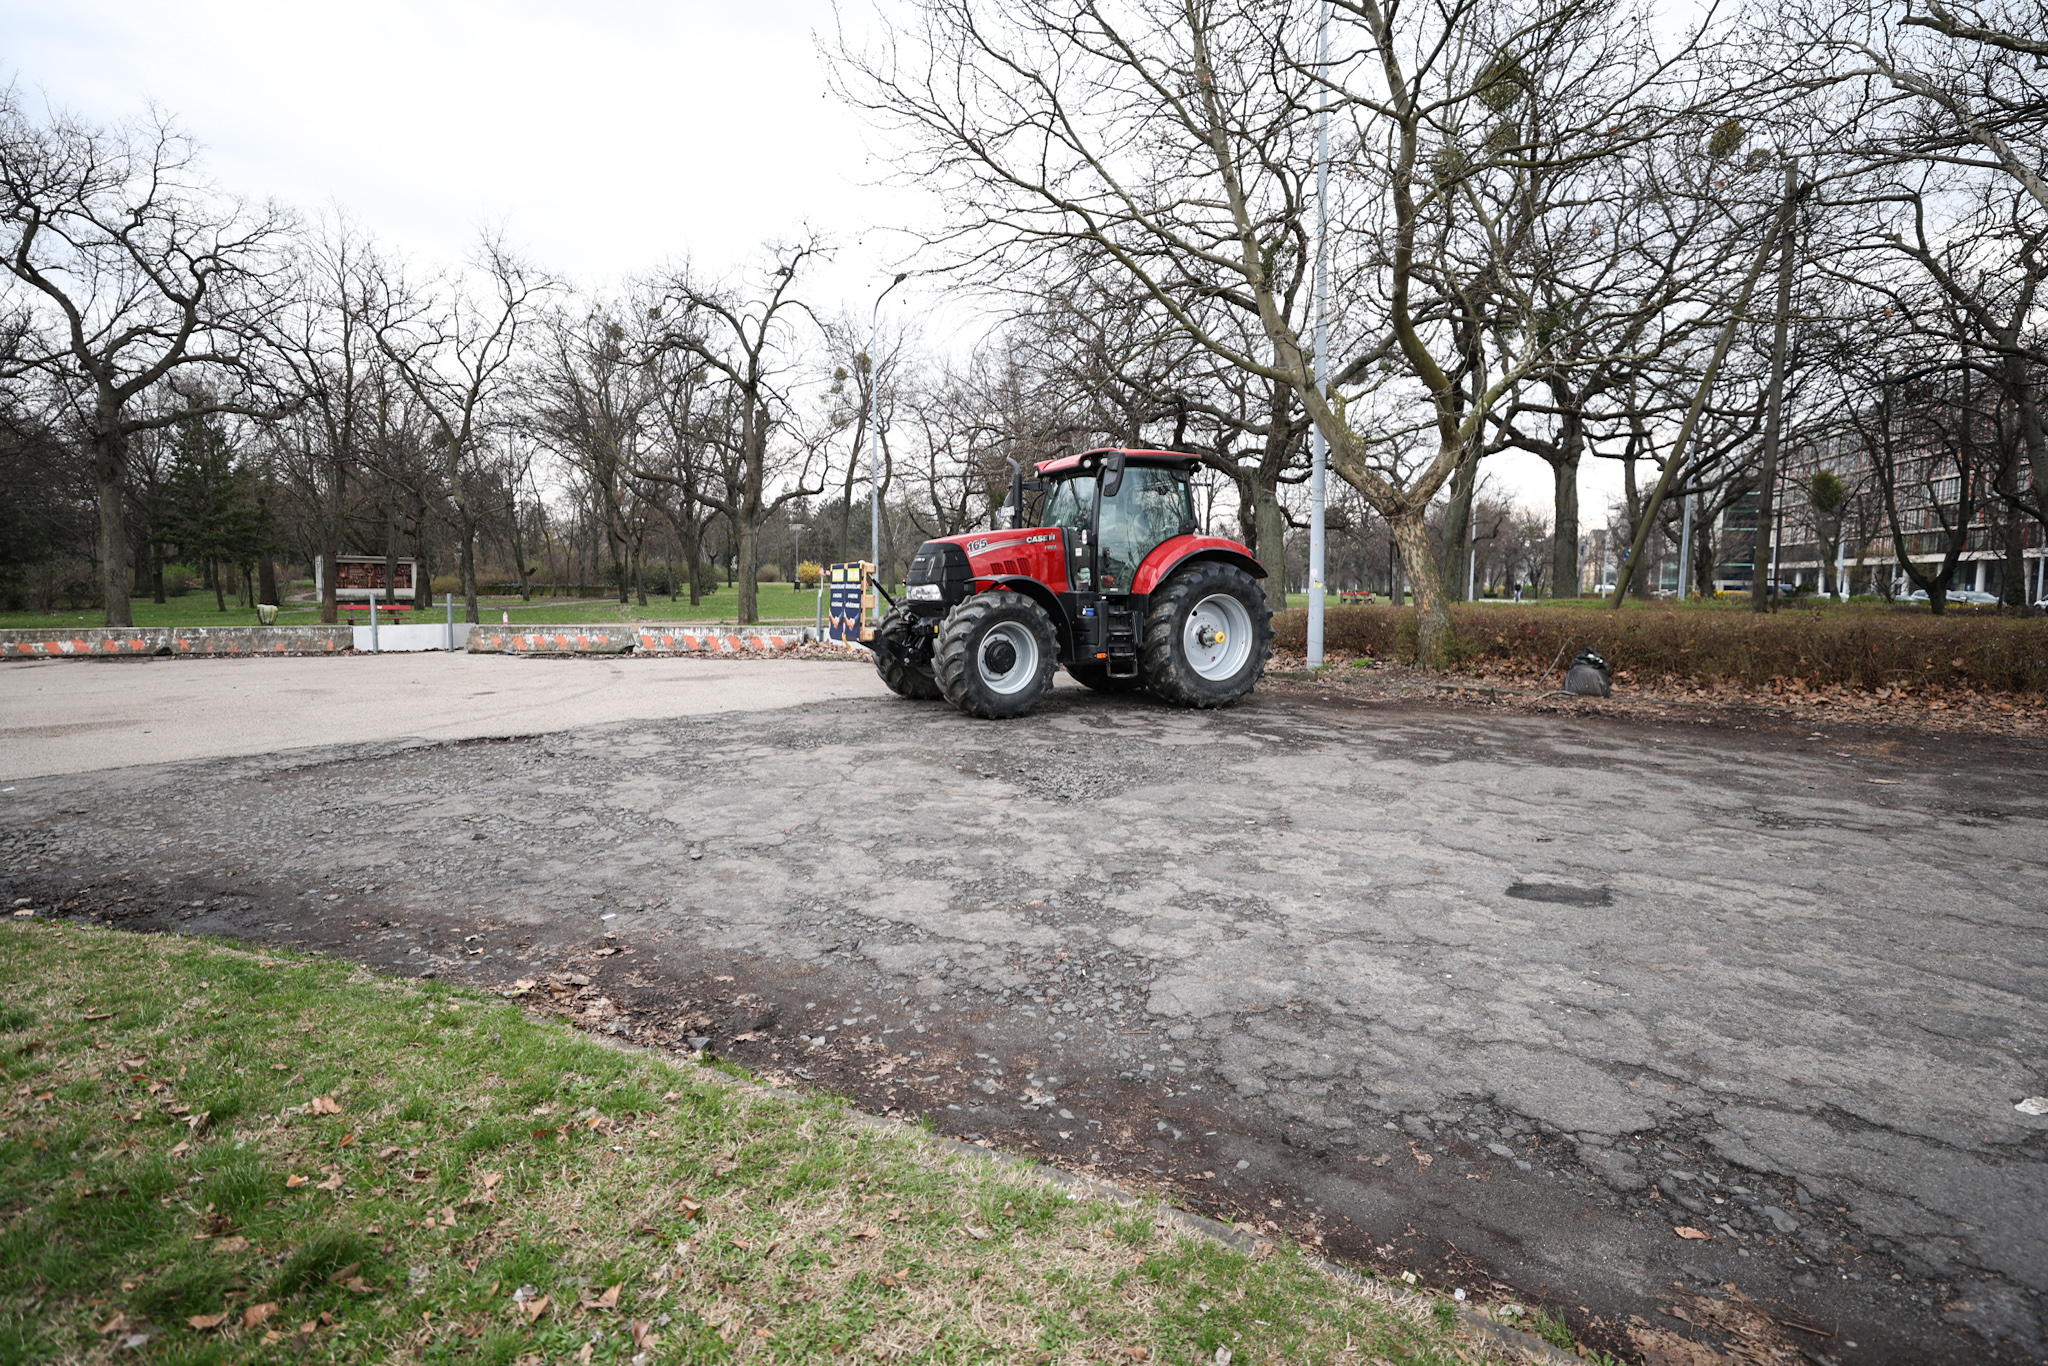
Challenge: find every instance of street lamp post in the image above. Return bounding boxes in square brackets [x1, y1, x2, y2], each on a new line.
[861, 273, 910, 571]
[1306, 1, 1332, 667]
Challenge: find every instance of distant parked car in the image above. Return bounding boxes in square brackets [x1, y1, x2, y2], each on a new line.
[1949, 589, 2001, 605]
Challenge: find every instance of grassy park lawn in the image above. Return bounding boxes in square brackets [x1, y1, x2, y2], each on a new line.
[0, 920, 1474, 1366]
[0, 584, 830, 632]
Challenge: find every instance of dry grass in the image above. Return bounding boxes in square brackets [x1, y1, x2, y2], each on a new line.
[1273, 604, 2048, 695]
[0, 921, 1497, 1366]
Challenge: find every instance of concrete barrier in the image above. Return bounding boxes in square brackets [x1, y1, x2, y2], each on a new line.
[636, 628, 807, 653]
[352, 622, 473, 652]
[0, 629, 169, 658]
[168, 627, 353, 655]
[465, 627, 637, 655]
[0, 626, 354, 658]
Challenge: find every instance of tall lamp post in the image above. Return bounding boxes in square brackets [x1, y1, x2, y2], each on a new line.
[1306, 1, 1332, 666]
[861, 272, 910, 571]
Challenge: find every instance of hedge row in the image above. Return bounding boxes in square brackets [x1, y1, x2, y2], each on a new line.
[1271, 605, 2048, 693]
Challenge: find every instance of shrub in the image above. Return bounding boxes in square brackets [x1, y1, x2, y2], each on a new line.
[161, 564, 195, 598]
[797, 560, 823, 589]
[430, 574, 462, 596]
[1272, 604, 2048, 693]
[758, 562, 783, 583]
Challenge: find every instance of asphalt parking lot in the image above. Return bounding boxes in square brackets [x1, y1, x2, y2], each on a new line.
[3, 652, 2043, 1362]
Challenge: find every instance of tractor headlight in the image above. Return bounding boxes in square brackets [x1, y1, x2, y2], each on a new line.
[906, 583, 942, 601]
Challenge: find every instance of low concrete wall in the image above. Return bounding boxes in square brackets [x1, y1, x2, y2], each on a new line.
[636, 628, 807, 653]
[0, 626, 353, 658]
[465, 627, 637, 655]
[352, 622, 473, 652]
[0, 629, 169, 658]
[169, 627, 352, 655]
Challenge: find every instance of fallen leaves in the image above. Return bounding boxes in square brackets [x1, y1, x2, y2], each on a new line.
[284, 1174, 309, 1189]
[242, 1302, 279, 1328]
[850, 1225, 879, 1239]
[675, 1195, 702, 1218]
[1407, 1142, 1434, 1170]
[209, 1236, 250, 1254]
[518, 1293, 550, 1321]
[308, 1095, 344, 1115]
[186, 1313, 227, 1330]
[1673, 1225, 1713, 1241]
[315, 1172, 344, 1191]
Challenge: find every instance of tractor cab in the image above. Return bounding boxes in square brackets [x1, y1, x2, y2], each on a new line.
[1023, 450, 1200, 595]
[872, 448, 1273, 719]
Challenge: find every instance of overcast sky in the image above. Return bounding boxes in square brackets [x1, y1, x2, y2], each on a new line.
[3, 0, 1613, 523]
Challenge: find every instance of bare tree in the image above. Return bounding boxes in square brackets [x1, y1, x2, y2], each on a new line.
[840, 0, 1726, 663]
[372, 234, 549, 623]
[0, 90, 289, 625]
[650, 242, 829, 622]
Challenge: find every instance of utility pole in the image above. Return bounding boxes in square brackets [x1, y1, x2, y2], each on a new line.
[1306, 0, 1332, 667]
[862, 273, 910, 570]
[1678, 495, 1694, 598]
[1751, 157, 1800, 613]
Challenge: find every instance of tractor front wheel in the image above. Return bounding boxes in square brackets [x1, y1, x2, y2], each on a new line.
[934, 591, 1058, 719]
[1139, 561, 1273, 708]
[873, 604, 943, 701]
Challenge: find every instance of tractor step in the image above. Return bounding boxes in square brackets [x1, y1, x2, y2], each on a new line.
[1105, 654, 1140, 679]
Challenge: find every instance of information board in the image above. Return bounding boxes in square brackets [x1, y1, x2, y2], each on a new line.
[827, 562, 876, 643]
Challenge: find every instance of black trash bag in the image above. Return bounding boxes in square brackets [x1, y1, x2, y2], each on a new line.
[1563, 649, 1613, 697]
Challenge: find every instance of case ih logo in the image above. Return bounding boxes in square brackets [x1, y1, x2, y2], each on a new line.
[967, 538, 990, 553]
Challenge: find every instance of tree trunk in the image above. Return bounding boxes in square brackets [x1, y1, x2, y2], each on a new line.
[684, 514, 704, 606]
[152, 545, 167, 604]
[95, 431, 134, 628]
[259, 555, 279, 606]
[1442, 446, 1480, 601]
[1751, 159, 1800, 613]
[736, 518, 759, 624]
[214, 559, 227, 612]
[1391, 505, 1452, 668]
[460, 514, 481, 624]
[320, 520, 341, 627]
[1550, 442, 1581, 597]
[1248, 480, 1288, 611]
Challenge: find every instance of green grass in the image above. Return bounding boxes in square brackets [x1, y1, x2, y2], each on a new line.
[0, 921, 1475, 1365]
[0, 585, 833, 632]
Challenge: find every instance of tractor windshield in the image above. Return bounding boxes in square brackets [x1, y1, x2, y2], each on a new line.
[1039, 473, 1096, 540]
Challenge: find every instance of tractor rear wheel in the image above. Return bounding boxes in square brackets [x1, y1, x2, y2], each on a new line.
[934, 590, 1058, 719]
[1065, 662, 1143, 693]
[1139, 561, 1272, 708]
[873, 604, 943, 701]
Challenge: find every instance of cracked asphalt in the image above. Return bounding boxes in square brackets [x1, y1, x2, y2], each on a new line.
[3, 653, 2044, 1363]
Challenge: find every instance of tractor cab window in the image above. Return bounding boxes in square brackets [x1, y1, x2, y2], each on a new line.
[1097, 466, 1192, 592]
[1040, 473, 1096, 540]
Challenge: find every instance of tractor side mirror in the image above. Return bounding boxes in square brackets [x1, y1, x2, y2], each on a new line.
[1100, 453, 1126, 499]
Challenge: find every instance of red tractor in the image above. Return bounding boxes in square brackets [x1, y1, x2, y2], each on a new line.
[865, 448, 1274, 719]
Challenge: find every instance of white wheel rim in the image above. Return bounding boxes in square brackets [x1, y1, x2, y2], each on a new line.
[1183, 592, 1253, 680]
[978, 620, 1040, 694]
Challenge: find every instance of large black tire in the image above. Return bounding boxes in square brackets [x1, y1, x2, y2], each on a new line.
[1065, 661, 1143, 693]
[1139, 561, 1273, 708]
[873, 604, 943, 700]
[934, 591, 1058, 719]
